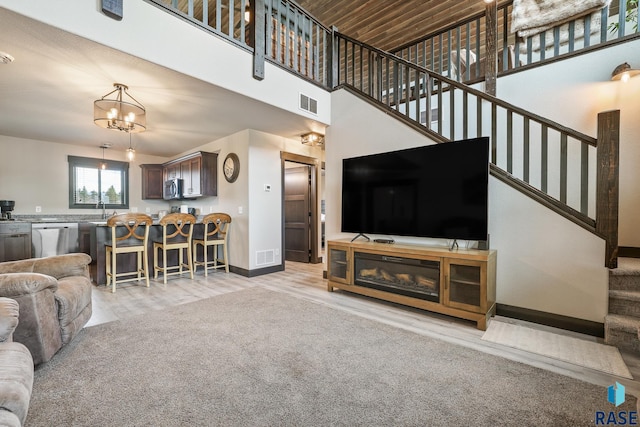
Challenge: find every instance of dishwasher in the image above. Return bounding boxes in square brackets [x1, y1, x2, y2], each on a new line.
[31, 222, 79, 258]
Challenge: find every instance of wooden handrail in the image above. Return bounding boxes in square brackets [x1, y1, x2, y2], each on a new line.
[334, 31, 619, 267]
[335, 32, 596, 145]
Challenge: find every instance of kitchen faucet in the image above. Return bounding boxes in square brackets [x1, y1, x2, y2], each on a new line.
[96, 201, 107, 220]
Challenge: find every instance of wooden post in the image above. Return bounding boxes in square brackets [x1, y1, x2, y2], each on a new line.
[327, 26, 339, 89]
[485, 1, 498, 96]
[251, 0, 265, 80]
[596, 110, 620, 269]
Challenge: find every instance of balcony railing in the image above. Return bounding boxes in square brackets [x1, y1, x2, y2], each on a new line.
[391, 0, 639, 84]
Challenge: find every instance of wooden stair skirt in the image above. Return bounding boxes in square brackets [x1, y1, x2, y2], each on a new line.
[605, 258, 640, 353]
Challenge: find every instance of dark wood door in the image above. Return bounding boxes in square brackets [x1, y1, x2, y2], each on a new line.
[284, 165, 311, 263]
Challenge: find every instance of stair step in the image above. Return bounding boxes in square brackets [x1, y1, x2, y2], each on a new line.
[609, 258, 640, 291]
[605, 314, 640, 353]
[609, 290, 640, 317]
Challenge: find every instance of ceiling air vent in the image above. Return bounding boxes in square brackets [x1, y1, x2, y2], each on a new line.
[299, 93, 318, 115]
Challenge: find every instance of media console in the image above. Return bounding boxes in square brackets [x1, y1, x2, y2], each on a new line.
[327, 239, 497, 330]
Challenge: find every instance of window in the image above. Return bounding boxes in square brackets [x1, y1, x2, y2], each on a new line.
[68, 155, 129, 209]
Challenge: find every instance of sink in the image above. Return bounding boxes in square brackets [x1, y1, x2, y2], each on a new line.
[90, 221, 107, 225]
[40, 217, 60, 221]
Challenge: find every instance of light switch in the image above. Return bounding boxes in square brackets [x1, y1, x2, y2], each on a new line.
[238, 206, 243, 214]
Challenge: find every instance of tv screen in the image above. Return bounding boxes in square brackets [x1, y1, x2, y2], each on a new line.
[341, 137, 489, 241]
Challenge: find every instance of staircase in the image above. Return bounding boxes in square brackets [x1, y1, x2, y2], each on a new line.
[606, 258, 640, 352]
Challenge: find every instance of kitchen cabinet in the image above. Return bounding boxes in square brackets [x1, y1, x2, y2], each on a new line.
[140, 164, 164, 200]
[0, 222, 31, 262]
[162, 151, 217, 198]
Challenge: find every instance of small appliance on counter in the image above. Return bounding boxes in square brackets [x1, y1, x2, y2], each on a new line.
[0, 200, 15, 220]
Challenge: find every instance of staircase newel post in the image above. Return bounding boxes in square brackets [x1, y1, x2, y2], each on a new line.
[327, 26, 339, 89]
[485, 0, 498, 96]
[251, 0, 266, 81]
[596, 110, 620, 269]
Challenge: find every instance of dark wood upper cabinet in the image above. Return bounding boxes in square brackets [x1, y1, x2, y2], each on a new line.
[140, 164, 164, 200]
[162, 151, 218, 199]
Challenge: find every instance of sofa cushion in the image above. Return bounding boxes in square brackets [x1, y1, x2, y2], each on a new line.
[33, 253, 91, 281]
[0, 342, 34, 425]
[0, 273, 58, 297]
[55, 276, 93, 345]
[12, 290, 62, 366]
[0, 259, 37, 274]
[0, 411, 21, 427]
[0, 298, 19, 343]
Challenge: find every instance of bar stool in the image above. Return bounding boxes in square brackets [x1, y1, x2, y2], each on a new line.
[105, 213, 153, 293]
[193, 213, 232, 275]
[153, 213, 197, 284]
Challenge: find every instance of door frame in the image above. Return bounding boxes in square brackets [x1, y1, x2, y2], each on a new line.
[281, 152, 321, 264]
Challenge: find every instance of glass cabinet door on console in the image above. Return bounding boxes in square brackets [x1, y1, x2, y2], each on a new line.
[327, 243, 350, 285]
[443, 259, 486, 314]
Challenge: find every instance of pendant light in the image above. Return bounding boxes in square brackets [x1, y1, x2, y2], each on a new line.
[126, 133, 135, 162]
[100, 143, 110, 170]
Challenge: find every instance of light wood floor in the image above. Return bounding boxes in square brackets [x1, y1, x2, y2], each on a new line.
[88, 260, 640, 400]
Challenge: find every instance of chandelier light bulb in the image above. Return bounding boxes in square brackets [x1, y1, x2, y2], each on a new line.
[621, 72, 630, 83]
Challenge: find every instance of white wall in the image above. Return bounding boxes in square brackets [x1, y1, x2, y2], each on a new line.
[0, 135, 169, 216]
[497, 39, 640, 247]
[171, 129, 324, 271]
[328, 88, 608, 322]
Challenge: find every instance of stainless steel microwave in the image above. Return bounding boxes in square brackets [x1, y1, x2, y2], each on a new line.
[163, 178, 183, 200]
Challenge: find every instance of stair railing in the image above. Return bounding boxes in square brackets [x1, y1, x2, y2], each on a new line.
[390, 0, 638, 85]
[334, 31, 619, 268]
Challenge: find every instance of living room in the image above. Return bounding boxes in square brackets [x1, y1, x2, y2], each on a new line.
[1, 0, 640, 424]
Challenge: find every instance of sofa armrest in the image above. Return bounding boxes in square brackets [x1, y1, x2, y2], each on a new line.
[0, 273, 58, 298]
[32, 253, 92, 281]
[0, 297, 19, 343]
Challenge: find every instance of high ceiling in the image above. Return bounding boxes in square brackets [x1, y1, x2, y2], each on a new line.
[0, 2, 487, 158]
[0, 7, 317, 158]
[295, 0, 488, 52]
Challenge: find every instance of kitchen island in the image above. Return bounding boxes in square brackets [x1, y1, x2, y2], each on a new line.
[90, 221, 207, 285]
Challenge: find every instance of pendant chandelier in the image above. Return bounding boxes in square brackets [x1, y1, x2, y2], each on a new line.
[94, 83, 146, 133]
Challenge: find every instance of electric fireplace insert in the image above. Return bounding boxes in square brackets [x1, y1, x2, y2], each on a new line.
[354, 252, 440, 302]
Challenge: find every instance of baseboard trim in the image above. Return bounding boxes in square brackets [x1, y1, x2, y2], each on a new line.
[496, 304, 604, 338]
[619, 247, 640, 258]
[230, 263, 284, 278]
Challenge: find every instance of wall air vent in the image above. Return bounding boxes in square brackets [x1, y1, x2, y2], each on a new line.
[299, 93, 318, 115]
[256, 250, 275, 266]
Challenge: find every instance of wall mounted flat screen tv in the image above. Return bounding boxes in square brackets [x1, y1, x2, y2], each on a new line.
[341, 137, 489, 241]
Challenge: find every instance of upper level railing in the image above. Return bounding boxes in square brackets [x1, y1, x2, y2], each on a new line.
[391, 0, 639, 84]
[148, 0, 332, 86]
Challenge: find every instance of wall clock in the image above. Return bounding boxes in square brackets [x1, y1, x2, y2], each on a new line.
[223, 153, 240, 183]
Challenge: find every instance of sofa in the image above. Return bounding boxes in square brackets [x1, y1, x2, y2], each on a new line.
[0, 253, 92, 365]
[0, 297, 34, 426]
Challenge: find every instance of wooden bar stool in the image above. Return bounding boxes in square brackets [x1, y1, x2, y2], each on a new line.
[193, 213, 232, 275]
[153, 213, 197, 284]
[105, 213, 153, 293]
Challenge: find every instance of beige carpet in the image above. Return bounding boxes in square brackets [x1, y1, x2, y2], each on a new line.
[482, 320, 633, 379]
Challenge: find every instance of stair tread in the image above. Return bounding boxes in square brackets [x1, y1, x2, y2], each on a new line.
[605, 314, 640, 332]
[610, 257, 640, 276]
[609, 289, 640, 301]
